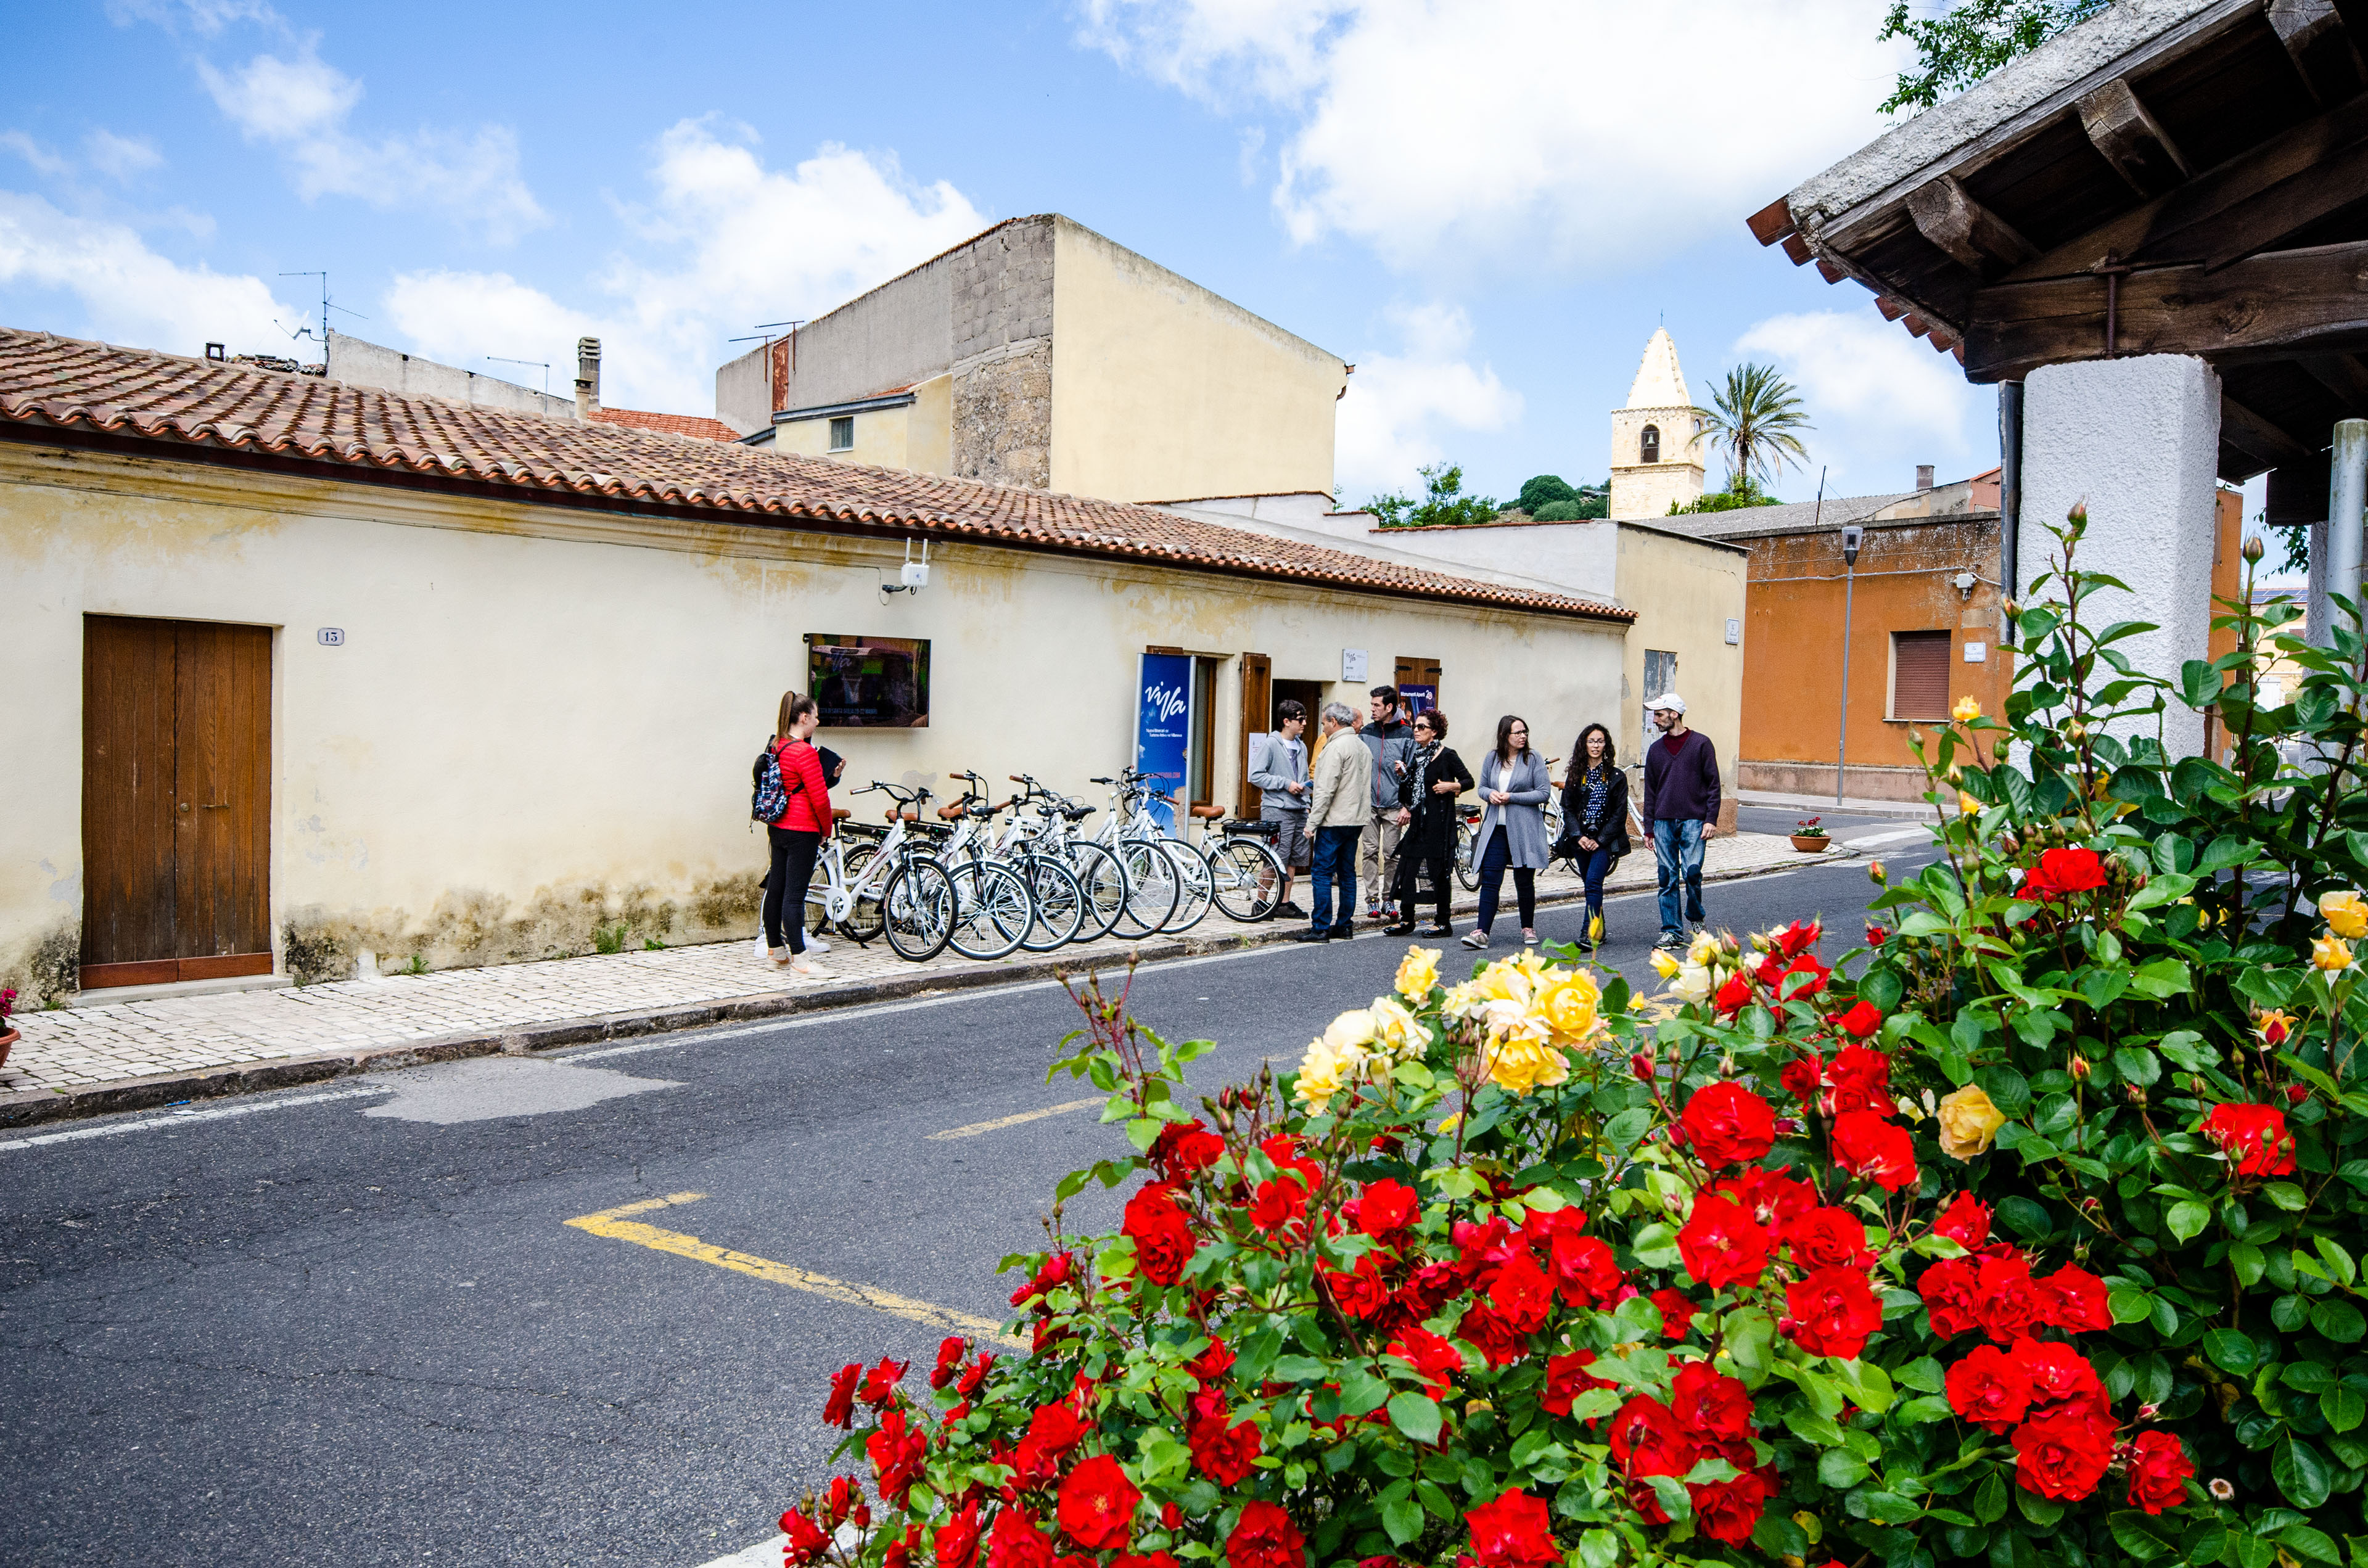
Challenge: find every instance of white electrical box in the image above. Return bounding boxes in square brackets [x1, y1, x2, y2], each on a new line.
[1964, 641, 1988, 662]
[1342, 648, 1368, 681]
[1725, 618, 1741, 646]
[900, 562, 930, 589]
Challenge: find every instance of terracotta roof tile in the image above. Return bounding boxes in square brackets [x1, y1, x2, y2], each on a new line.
[0, 328, 1630, 623]
[588, 406, 742, 442]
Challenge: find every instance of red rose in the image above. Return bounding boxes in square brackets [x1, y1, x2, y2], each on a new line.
[859, 1357, 909, 1406]
[783, 1508, 833, 1568]
[1464, 1490, 1560, 1568]
[1671, 1358, 1754, 1443]
[1786, 1205, 1873, 1270]
[1012, 1252, 1079, 1309]
[1189, 1418, 1262, 1485]
[1688, 1471, 1774, 1545]
[2126, 1430, 2194, 1516]
[1865, 923, 1888, 945]
[1608, 1395, 1699, 1480]
[1780, 1054, 1823, 1106]
[1651, 1289, 1700, 1340]
[1458, 1302, 1531, 1368]
[2038, 1264, 2112, 1334]
[1933, 1192, 1991, 1250]
[1827, 1045, 1893, 1114]
[932, 1336, 968, 1390]
[1188, 1337, 1234, 1387]
[1830, 1109, 1918, 1191]
[937, 1503, 984, 1568]
[1149, 1120, 1227, 1180]
[1354, 1178, 1421, 1238]
[1782, 1265, 1884, 1358]
[1944, 1344, 2031, 1432]
[1772, 917, 1823, 958]
[1250, 1177, 1308, 1232]
[2037, 846, 2106, 895]
[1675, 1082, 1777, 1170]
[1713, 971, 1755, 1015]
[1387, 1326, 1466, 1399]
[958, 1353, 997, 1398]
[989, 1508, 1058, 1568]
[1016, 1402, 1092, 1482]
[868, 1409, 928, 1504]
[2012, 1411, 2115, 1500]
[1259, 1132, 1322, 1185]
[2011, 1339, 2108, 1422]
[1453, 1217, 1521, 1272]
[1487, 1250, 1556, 1335]
[1677, 1192, 1773, 1291]
[825, 1362, 862, 1428]
[1057, 1455, 1141, 1550]
[1321, 1255, 1391, 1320]
[1124, 1183, 1199, 1286]
[1549, 1230, 1625, 1309]
[2201, 1102, 2298, 1177]
[1225, 1500, 1306, 1568]
[1917, 1257, 1982, 1339]
[1715, 1167, 1815, 1228]
[1829, 1000, 1883, 1040]
[1541, 1348, 1617, 1417]
[1973, 1256, 2050, 1345]
[1768, 951, 1833, 999]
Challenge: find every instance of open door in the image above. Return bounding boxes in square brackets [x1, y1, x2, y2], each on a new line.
[1394, 656, 1441, 716]
[1236, 653, 1271, 819]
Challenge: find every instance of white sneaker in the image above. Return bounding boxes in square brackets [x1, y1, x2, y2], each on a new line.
[1521, 929, 1538, 945]
[791, 956, 830, 980]
[804, 934, 831, 956]
[752, 932, 771, 961]
[1460, 929, 1489, 950]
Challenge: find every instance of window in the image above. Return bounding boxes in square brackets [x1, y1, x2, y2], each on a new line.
[828, 416, 853, 452]
[1640, 425, 1660, 464]
[1891, 631, 1952, 720]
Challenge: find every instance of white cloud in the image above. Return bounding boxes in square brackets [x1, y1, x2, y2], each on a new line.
[1733, 306, 1978, 492]
[0, 133, 72, 179]
[384, 121, 989, 416]
[85, 130, 164, 180]
[0, 191, 292, 353]
[1082, 0, 1908, 275]
[1335, 301, 1522, 499]
[195, 43, 545, 242]
[105, 0, 282, 36]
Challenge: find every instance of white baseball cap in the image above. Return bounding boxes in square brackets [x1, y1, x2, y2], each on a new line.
[1647, 693, 1687, 714]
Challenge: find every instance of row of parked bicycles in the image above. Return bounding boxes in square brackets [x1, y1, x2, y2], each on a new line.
[801, 761, 1595, 964]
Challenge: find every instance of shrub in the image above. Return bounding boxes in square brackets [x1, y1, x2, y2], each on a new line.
[1518, 476, 1579, 515]
[785, 507, 2368, 1568]
[1532, 501, 1583, 523]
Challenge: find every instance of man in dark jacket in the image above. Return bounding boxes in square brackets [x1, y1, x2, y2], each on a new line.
[1641, 693, 1719, 949]
[1359, 686, 1415, 922]
[1386, 708, 1471, 936]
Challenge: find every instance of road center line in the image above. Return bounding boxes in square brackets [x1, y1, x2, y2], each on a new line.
[928, 1096, 1104, 1141]
[563, 1191, 1027, 1349]
[0, 1083, 396, 1154]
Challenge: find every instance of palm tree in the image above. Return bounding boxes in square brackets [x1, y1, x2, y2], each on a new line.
[1696, 363, 1813, 493]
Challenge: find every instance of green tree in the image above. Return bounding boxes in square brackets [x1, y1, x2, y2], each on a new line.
[1367, 462, 1500, 528]
[1876, 0, 2108, 113]
[1668, 474, 1782, 515]
[1515, 474, 1576, 515]
[1694, 362, 1812, 494]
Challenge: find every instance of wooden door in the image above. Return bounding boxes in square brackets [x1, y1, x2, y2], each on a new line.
[1393, 657, 1441, 713]
[1236, 653, 1270, 819]
[82, 616, 273, 988]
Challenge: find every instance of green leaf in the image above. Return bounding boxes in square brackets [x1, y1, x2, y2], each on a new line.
[2017, 1491, 2065, 1527]
[2129, 958, 2193, 999]
[1268, 1355, 1326, 1383]
[2279, 1524, 2343, 1565]
[2233, 1241, 2267, 1286]
[1601, 1106, 1652, 1150]
[1834, 1357, 1896, 1413]
[2319, 1236, 2359, 1286]
[2323, 1385, 2367, 1434]
[1630, 1222, 1681, 1269]
[1577, 1530, 1618, 1568]
[2128, 872, 2198, 912]
[2276, 1435, 2334, 1509]
[1978, 1065, 2032, 1117]
[2167, 1200, 2211, 1243]
[1972, 1472, 2008, 1525]
[2205, 1328, 2261, 1376]
[1896, 1357, 1947, 1394]
[2108, 1513, 2174, 1561]
[2266, 1182, 2309, 1212]
[1819, 1449, 1870, 1488]
[2117, 1046, 2164, 1088]
[1381, 1492, 1423, 1546]
[2314, 1299, 2368, 1344]
[1386, 1392, 1441, 1445]
[1997, 1196, 2053, 1241]
[2110, 1289, 2157, 1325]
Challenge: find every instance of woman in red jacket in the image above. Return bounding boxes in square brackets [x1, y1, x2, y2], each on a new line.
[763, 692, 834, 977]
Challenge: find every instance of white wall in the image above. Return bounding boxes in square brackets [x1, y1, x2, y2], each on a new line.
[327, 331, 578, 420]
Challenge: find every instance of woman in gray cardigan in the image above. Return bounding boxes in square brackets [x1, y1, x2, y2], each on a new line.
[1463, 714, 1552, 949]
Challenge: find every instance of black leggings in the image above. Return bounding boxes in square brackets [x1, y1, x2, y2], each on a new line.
[1476, 824, 1536, 933]
[1394, 840, 1454, 928]
[763, 826, 821, 954]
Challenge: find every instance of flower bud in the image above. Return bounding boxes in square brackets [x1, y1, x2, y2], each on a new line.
[2124, 1084, 2148, 1106]
[2242, 534, 2266, 564]
[1630, 1052, 1655, 1082]
[2209, 1478, 2235, 1502]
[2070, 1054, 2091, 1080]
[1868, 860, 1888, 885]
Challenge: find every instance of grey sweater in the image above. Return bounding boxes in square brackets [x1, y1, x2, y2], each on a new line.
[1246, 731, 1309, 815]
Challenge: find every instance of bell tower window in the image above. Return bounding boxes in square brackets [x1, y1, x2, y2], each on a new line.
[1640, 424, 1660, 464]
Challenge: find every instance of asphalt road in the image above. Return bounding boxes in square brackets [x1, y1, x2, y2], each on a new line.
[0, 839, 1939, 1568]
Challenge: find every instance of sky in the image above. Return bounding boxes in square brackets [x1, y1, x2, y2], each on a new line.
[2, 0, 2012, 512]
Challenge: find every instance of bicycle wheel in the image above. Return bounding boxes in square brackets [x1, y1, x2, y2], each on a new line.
[1208, 837, 1285, 922]
[1061, 841, 1128, 943]
[947, 860, 1033, 961]
[1106, 840, 1178, 938]
[1016, 856, 1087, 952]
[1156, 840, 1214, 934]
[1455, 820, 1481, 892]
[831, 842, 887, 943]
[881, 859, 955, 961]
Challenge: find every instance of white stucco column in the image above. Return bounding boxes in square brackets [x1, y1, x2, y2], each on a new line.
[2020, 354, 2222, 758]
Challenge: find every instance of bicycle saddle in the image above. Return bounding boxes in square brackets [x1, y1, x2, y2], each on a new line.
[1187, 803, 1225, 820]
[1063, 805, 1095, 821]
[937, 803, 967, 821]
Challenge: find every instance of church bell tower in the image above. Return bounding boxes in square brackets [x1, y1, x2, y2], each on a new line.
[1608, 328, 1705, 520]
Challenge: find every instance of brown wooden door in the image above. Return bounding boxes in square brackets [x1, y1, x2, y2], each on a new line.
[1237, 652, 1271, 819]
[82, 616, 273, 988]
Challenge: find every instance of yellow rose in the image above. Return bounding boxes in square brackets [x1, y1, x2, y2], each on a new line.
[1650, 948, 1682, 980]
[1294, 1039, 1346, 1113]
[2255, 1009, 2296, 1051]
[2322, 891, 2368, 940]
[2314, 934, 2354, 971]
[1670, 961, 1714, 1004]
[1318, 1008, 1379, 1069]
[1368, 995, 1424, 1061]
[1395, 945, 1441, 1000]
[1952, 696, 1982, 723]
[1959, 790, 1983, 817]
[1533, 972, 1602, 1046]
[1482, 1033, 1571, 1096]
[1937, 1083, 2006, 1161]
[1687, 931, 1720, 966]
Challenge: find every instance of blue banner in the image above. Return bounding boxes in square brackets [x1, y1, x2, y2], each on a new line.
[1135, 653, 1192, 835]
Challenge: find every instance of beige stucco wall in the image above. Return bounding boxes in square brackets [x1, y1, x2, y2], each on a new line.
[1, 440, 1624, 1002]
[770, 376, 952, 474]
[1613, 523, 1746, 823]
[1048, 218, 1346, 505]
[1608, 405, 1704, 521]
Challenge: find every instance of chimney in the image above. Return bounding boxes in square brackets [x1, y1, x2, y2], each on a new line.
[1916, 464, 1935, 491]
[574, 337, 601, 417]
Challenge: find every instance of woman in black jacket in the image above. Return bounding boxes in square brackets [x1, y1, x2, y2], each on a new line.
[1386, 708, 1473, 937]
[1560, 722, 1630, 952]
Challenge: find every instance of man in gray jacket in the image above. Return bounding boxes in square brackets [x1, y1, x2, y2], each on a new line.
[1297, 701, 1375, 942]
[1359, 686, 1415, 924]
[1246, 699, 1310, 920]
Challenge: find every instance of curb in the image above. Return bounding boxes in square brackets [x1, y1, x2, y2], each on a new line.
[0, 850, 1852, 1132]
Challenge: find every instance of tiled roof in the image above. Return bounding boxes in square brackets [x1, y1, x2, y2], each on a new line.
[0, 329, 1630, 623]
[588, 406, 741, 443]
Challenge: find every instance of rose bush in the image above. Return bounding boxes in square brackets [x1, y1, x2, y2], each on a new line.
[776, 511, 2368, 1568]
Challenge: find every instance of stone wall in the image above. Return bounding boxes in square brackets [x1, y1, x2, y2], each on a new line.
[949, 217, 1056, 490]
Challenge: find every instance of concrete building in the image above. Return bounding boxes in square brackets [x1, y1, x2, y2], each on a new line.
[1608, 329, 1706, 520]
[718, 215, 1349, 506]
[0, 327, 1633, 1006]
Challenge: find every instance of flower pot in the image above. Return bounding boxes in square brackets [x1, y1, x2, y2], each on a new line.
[0, 1027, 15, 1070]
[1790, 834, 1832, 853]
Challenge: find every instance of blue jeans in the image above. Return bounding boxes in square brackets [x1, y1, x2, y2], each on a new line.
[1653, 818, 1706, 937]
[1577, 845, 1615, 938]
[1309, 825, 1360, 934]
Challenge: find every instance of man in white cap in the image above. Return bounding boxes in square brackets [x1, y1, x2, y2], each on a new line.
[1641, 693, 1719, 949]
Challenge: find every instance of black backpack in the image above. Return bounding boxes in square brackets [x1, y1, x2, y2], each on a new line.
[751, 741, 804, 824]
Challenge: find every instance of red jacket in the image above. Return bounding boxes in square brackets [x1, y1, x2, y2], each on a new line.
[769, 737, 832, 834]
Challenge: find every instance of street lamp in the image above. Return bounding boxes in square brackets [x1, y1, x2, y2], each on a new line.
[1836, 523, 1864, 807]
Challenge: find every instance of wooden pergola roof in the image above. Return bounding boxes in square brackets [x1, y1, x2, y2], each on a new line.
[1749, 0, 2368, 515]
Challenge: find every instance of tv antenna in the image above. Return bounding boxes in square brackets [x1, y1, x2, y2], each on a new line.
[730, 319, 809, 375]
[275, 271, 367, 355]
[487, 356, 552, 399]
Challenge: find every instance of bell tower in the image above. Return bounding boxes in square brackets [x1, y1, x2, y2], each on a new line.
[1608, 328, 1704, 519]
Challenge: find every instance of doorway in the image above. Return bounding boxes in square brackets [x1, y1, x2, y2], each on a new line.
[81, 615, 274, 989]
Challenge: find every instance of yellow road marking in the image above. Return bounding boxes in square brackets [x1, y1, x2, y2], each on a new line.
[564, 1191, 1027, 1350]
[927, 1097, 1104, 1141]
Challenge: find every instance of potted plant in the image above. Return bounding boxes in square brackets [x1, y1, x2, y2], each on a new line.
[1788, 814, 1830, 852]
[0, 987, 17, 1070]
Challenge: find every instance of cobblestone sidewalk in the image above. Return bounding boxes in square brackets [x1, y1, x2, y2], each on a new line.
[1, 831, 1840, 1117]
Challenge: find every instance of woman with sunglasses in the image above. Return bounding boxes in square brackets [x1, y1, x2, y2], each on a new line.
[1385, 708, 1471, 937]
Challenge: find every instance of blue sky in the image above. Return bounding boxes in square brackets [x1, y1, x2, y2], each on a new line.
[3, 0, 2007, 509]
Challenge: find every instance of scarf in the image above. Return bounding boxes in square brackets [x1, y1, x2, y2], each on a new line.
[1582, 763, 1610, 829]
[1410, 741, 1439, 811]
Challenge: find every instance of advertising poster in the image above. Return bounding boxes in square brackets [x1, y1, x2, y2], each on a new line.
[1135, 652, 1192, 835]
[806, 634, 930, 727]
[1399, 683, 1437, 717]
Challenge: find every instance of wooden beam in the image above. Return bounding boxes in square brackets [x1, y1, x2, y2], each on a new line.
[1781, 232, 1814, 266]
[2271, 0, 2367, 104]
[1875, 295, 1909, 321]
[1963, 238, 2368, 381]
[2221, 394, 2317, 465]
[1903, 313, 1934, 339]
[1815, 258, 1846, 284]
[1906, 174, 2039, 276]
[2301, 351, 2368, 410]
[2076, 78, 2192, 198]
[2003, 92, 2368, 282]
[1746, 197, 1796, 247]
